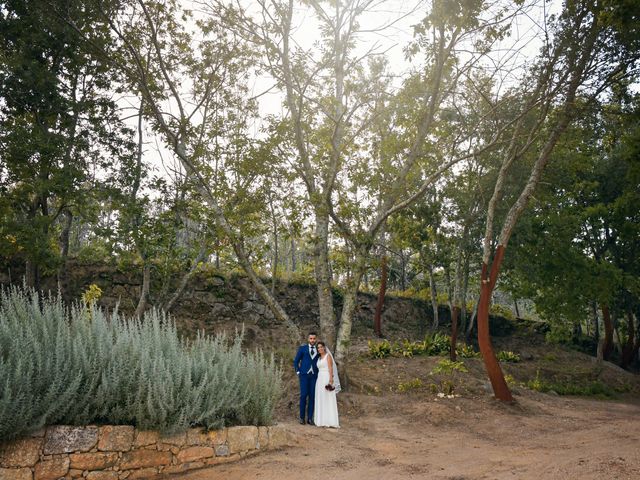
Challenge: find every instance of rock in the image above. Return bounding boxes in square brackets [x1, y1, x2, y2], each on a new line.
[119, 451, 171, 470]
[34, 457, 70, 480]
[132, 432, 158, 449]
[97, 427, 134, 452]
[175, 447, 214, 463]
[44, 426, 98, 455]
[257, 427, 269, 450]
[161, 462, 204, 474]
[226, 427, 258, 454]
[268, 427, 297, 449]
[124, 468, 157, 480]
[86, 473, 118, 480]
[158, 432, 185, 447]
[209, 303, 232, 316]
[206, 429, 226, 446]
[69, 453, 118, 471]
[0, 468, 33, 480]
[0, 438, 42, 467]
[68, 470, 83, 479]
[548, 390, 559, 396]
[213, 445, 229, 457]
[185, 429, 208, 446]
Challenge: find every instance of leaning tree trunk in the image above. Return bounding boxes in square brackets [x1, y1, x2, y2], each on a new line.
[373, 255, 388, 337]
[477, 246, 513, 401]
[162, 244, 208, 312]
[134, 262, 151, 318]
[602, 305, 614, 361]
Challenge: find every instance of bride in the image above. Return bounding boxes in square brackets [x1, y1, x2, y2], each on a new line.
[313, 342, 340, 428]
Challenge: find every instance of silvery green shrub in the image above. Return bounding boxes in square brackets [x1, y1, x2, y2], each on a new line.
[0, 286, 282, 441]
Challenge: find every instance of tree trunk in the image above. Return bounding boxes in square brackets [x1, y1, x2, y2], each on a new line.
[466, 301, 478, 343]
[460, 253, 470, 334]
[134, 262, 151, 318]
[427, 262, 439, 330]
[335, 251, 367, 364]
[601, 305, 614, 361]
[373, 255, 387, 337]
[57, 209, 73, 301]
[477, 245, 513, 402]
[450, 306, 460, 361]
[163, 244, 208, 312]
[269, 197, 279, 294]
[314, 212, 336, 346]
[514, 298, 520, 318]
[621, 311, 635, 369]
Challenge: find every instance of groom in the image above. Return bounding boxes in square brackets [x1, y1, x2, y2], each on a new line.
[293, 332, 319, 425]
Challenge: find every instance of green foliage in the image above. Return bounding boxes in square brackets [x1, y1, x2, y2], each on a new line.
[496, 351, 521, 363]
[526, 370, 628, 398]
[81, 284, 102, 306]
[490, 304, 515, 321]
[368, 332, 454, 359]
[457, 343, 480, 358]
[0, 286, 282, 441]
[368, 339, 392, 359]
[430, 359, 468, 375]
[397, 378, 423, 393]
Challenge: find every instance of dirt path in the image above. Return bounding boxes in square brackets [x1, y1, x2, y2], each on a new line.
[167, 390, 640, 480]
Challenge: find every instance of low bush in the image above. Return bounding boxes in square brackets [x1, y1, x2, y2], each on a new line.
[0, 286, 282, 442]
[430, 359, 468, 375]
[496, 350, 521, 363]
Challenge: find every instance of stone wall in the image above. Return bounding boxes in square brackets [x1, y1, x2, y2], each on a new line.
[0, 425, 297, 480]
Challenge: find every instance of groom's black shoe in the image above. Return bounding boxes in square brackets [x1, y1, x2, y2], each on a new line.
[307, 419, 315, 426]
[299, 418, 305, 425]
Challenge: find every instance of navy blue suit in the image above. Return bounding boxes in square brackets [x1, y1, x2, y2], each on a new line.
[294, 344, 319, 421]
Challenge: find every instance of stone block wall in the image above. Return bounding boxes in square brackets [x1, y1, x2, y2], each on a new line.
[0, 425, 297, 480]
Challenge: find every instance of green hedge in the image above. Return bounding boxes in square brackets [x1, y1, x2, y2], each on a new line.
[0, 286, 282, 441]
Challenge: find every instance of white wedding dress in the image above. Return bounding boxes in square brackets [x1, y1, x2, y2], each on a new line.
[313, 354, 340, 428]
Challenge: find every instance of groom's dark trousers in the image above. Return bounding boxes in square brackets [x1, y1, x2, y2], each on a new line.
[298, 372, 317, 421]
[294, 345, 319, 421]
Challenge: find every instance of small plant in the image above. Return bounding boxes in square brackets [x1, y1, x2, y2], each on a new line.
[527, 369, 544, 391]
[542, 353, 558, 362]
[368, 339, 392, 359]
[422, 332, 451, 356]
[397, 378, 423, 392]
[497, 350, 521, 363]
[504, 374, 517, 387]
[82, 283, 102, 306]
[431, 359, 468, 375]
[457, 344, 480, 358]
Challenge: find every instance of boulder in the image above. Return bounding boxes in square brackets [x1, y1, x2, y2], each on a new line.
[226, 427, 258, 454]
[0, 438, 42, 467]
[119, 451, 171, 470]
[86, 472, 118, 480]
[34, 457, 70, 480]
[44, 426, 97, 455]
[97, 426, 134, 452]
[132, 432, 158, 449]
[0, 468, 32, 480]
[175, 447, 214, 463]
[69, 453, 118, 471]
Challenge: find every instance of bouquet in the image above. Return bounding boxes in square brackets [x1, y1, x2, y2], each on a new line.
[325, 383, 335, 391]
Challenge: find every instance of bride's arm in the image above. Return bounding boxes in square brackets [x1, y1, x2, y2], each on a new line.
[328, 354, 334, 384]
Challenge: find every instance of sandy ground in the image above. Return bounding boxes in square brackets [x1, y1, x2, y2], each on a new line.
[166, 388, 640, 480]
